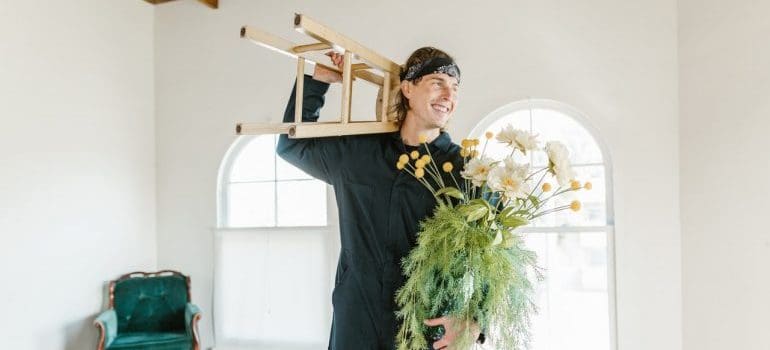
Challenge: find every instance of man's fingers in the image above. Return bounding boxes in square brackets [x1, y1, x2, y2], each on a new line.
[324, 52, 345, 70]
[331, 53, 342, 66]
[433, 337, 450, 349]
[424, 316, 449, 326]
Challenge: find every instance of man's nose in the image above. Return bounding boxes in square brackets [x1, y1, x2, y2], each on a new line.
[440, 87, 456, 101]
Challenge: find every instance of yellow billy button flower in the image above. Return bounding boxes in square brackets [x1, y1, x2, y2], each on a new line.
[570, 180, 581, 190]
[471, 150, 479, 158]
[542, 182, 552, 192]
[410, 150, 420, 160]
[442, 162, 454, 173]
[461, 139, 472, 148]
[570, 200, 582, 212]
[399, 154, 409, 164]
[485, 131, 494, 140]
[418, 134, 427, 143]
[414, 168, 425, 178]
[584, 181, 593, 190]
[415, 159, 426, 168]
[460, 149, 470, 157]
[472, 139, 480, 146]
[396, 161, 406, 170]
[420, 155, 431, 163]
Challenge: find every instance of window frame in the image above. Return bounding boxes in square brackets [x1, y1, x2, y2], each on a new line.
[217, 135, 330, 229]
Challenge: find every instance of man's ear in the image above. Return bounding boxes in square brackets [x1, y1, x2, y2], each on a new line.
[400, 80, 412, 99]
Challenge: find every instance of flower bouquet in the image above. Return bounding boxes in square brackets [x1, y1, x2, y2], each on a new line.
[394, 126, 591, 350]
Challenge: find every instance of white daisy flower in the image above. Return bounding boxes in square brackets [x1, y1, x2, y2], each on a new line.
[488, 157, 530, 199]
[545, 141, 575, 186]
[496, 125, 540, 155]
[460, 156, 495, 187]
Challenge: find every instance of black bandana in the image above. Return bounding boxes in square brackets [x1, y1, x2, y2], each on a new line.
[399, 57, 461, 84]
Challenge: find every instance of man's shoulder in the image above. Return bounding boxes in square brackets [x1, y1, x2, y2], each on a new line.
[335, 132, 391, 152]
[437, 131, 462, 155]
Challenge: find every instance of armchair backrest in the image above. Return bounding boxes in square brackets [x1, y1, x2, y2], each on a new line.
[110, 270, 191, 333]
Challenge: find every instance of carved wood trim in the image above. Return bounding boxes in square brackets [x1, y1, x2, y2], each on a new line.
[109, 270, 192, 308]
[94, 321, 106, 350]
[191, 313, 202, 350]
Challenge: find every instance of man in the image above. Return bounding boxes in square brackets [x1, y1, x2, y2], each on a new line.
[277, 47, 482, 349]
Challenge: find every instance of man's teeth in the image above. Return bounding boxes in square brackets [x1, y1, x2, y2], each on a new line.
[432, 104, 449, 112]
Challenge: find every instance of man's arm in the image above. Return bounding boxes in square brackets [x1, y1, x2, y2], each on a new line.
[275, 75, 341, 184]
[276, 53, 348, 184]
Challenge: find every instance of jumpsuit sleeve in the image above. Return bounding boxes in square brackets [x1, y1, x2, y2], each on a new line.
[276, 74, 346, 184]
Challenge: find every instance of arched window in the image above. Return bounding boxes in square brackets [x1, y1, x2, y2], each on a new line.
[470, 99, 616, 350]
[218, 134, 327, 228]
[214, 135, 336, 349]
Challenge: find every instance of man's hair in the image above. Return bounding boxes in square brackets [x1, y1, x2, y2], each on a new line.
[391, 47, 456, 124]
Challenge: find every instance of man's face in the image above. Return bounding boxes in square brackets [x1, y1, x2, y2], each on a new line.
[402, 73, 459, 129]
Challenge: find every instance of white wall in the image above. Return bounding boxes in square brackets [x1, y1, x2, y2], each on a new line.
[155, 1, 681, 349]
[679, 1, 770, 349]
[0, 1, 156, 349]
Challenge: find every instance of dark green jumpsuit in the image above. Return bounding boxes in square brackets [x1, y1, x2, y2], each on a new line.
[276, 75, 463, 350]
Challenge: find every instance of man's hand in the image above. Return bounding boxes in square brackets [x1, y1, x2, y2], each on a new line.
[312, 51, 344, 84]
[424, 316, 481, 349]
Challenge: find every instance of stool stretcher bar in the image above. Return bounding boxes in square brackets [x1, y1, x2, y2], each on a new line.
[236, 121, 400, 139]
[239, 26, 384, 86]
[237, 14, 401, 138]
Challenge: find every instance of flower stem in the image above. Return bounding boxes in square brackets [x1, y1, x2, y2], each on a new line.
[422, 143, 446, 188]
[404, 163, 438, 196]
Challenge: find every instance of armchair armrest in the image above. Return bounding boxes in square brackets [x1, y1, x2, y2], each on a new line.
[94, 309, 117, 350]
[185, 303, 202, 350]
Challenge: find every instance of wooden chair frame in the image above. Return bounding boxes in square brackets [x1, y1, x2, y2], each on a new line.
[237, 13, 401, 138]
[95, 270, 201, 350]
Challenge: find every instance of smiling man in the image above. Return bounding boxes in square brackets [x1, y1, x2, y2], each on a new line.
[277, 47, 483, 349]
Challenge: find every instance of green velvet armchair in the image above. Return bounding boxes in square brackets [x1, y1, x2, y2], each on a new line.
[94, 270, 202, 350]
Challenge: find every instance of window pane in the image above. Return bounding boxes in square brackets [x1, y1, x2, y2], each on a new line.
[276, 180, 327, 226]
[523, 232, 611, 350]
[350, 74, 381, 122]
[531, 165, 607, 227]
[479, 110, 533, 164]
[227, 183, 275, 227]
[230, 135, 276, 182]
[217, 230, 328, 346]
[530, 108, 603, 166]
